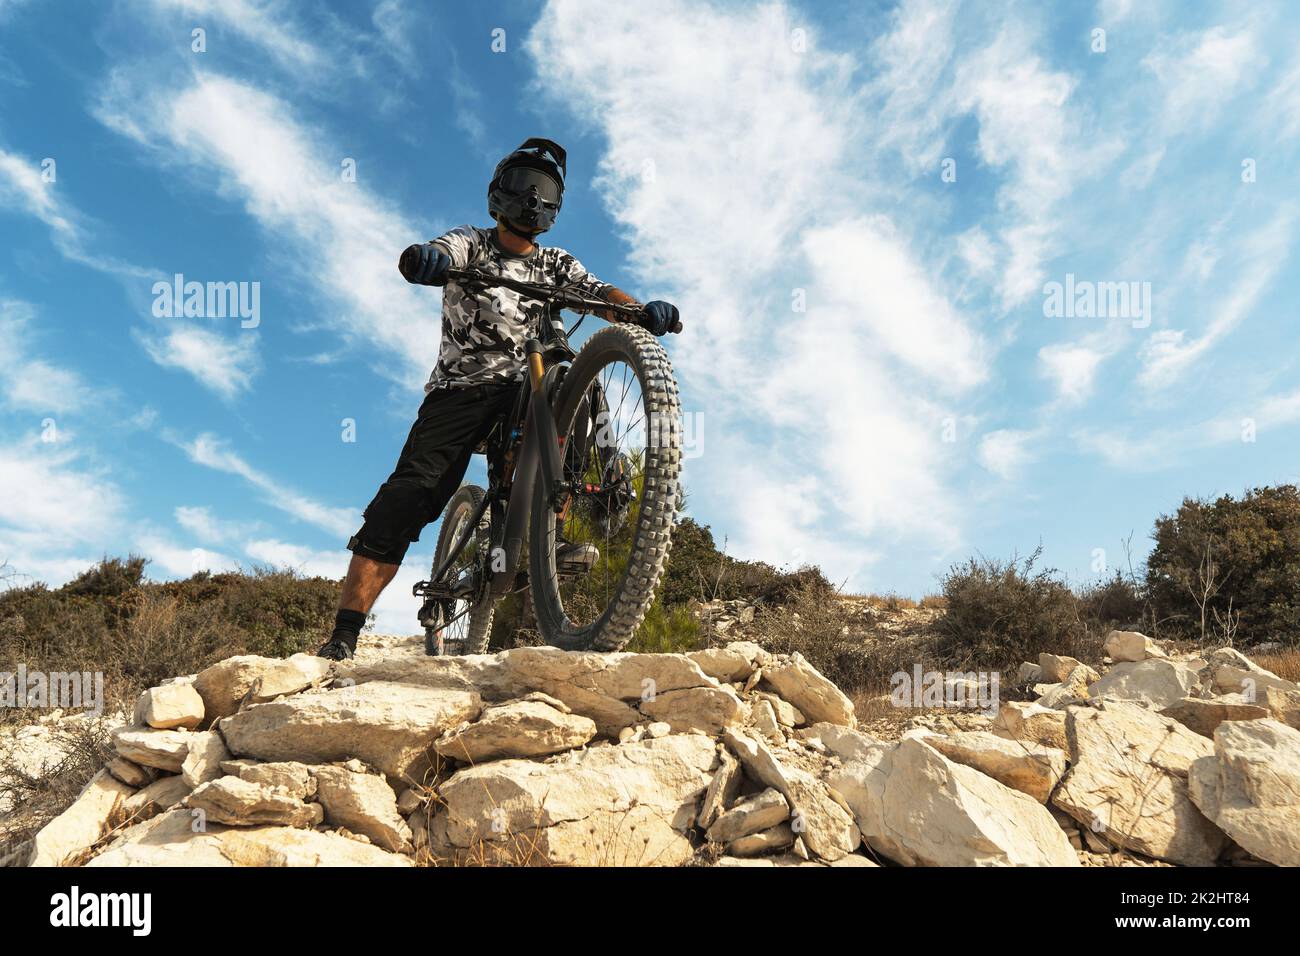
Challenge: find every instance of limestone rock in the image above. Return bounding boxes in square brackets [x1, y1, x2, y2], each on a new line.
[923, 731, 1066, 803]
[106, 756, 156, 788]
[1039, 654, 1099, 684]
[185, 776, 322, 828]
[434, 698, 596, 763]
[181, 731, 231, 787]
[1188, 718, 1300, 867]
[688, 642, 768, 683]
[706, 788, 790, 843]
[438, 735, 716, 866]
[759, 652, 856, 727]
[1037, 664, 1093, 709]
[313, 766, 412, 853]
[992, 701, 1069, 751]
[1203, 649, 1298, 699]
[121, 776, 192, 823]
[1052, 700, 1225, 866]
[1016, 662, 1043, 685]
[87, 808, 411, 867]
[235, 761, 317, 800]
[639, 684, 744, 735]
[1159, 695, 1269, 738]
[194, 655, 292, 723]
[1103, 630, 1168, 663]
[136, 683, 205, 730]
[1263, 685, 1300, 730]
[219, 680, 481, 783]
[722, 728, 859, 862]
[825, 736, 1077, 866]
[697, 746, 742, 830]
[728, 823, 795, 856]
[28, 769, 136, 867]
[1089, 659, 1201, 709]
[245, 654, 333, 705]
[111, 727, 193, 773]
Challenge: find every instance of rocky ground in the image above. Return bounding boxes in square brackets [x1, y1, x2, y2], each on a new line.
[6, 625, 1300, 867]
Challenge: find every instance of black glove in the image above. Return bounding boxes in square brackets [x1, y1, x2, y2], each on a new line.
[642, 300, 681, 336]
[399, 243, 451, 286]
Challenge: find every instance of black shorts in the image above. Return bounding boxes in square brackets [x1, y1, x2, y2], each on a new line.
[347, 381, 520, 566]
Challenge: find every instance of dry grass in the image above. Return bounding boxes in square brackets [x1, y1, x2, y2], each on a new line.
[1256, 649, 1300, 683]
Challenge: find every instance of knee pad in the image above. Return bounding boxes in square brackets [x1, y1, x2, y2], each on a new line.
[348, 482, 434, 566]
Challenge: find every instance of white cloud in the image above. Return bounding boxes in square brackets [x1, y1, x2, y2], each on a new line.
[173, 432, 355, 537]
[1038, 341, 1107, 405]
[136, 0, 324, 69]
[138, 324, 260, 400]
[0, 299, 93, 413]
[174, 505, 258, 544]
[1144, 25, 1261, 134]
[96, 71, 439, 389]
[977, 429, 1037, 480]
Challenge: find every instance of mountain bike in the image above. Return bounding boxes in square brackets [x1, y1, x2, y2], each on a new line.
[412, 267, 683, 655]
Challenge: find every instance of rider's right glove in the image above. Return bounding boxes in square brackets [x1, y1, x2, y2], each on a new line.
[399, 243, 452, 286]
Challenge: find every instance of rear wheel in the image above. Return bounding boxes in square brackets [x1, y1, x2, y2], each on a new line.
[529, 324, 682, 651]
[422, 484, 495, 656]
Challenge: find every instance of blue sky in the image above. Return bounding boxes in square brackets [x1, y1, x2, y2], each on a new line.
[2, 0, 1298, 633]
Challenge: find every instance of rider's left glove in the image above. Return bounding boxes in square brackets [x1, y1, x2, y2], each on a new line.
[642, 300, 681, 336]
[399, 243, 452, 286]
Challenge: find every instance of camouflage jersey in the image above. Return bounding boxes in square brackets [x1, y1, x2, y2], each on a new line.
[424, 225, 613, 391]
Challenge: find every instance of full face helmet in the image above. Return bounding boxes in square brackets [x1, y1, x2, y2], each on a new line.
[488, 137, 567, 238]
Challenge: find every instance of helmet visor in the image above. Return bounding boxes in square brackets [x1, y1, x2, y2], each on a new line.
[498, 166, 562, 205]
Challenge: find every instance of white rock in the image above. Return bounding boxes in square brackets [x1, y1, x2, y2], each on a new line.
[244, 654, 333, 705]
[180, 730, 231, 787]
[826, 736, 1078, 867]
[759, 652, 856, 727]
[923, 731, 1066, 803]
[28, 769, 135, 867]
[136, 683, 205, 730]
[185, 776, 323, 828]
[639, 684, 745, 734]
[992, 701, 1068, 751]
[1158, 695, 1269, 738]
[1188, 718, 1300, 867]
[434, 698, 596, 763]
[1052, 700, 1225, 866]
[111, 727, 193, 772]
[1103, 630, 1168, 663]
[1038, 654, 1099, 684]
[1088, 658, 1201, 709]
[706, 787, 790, 843]
[313, 766, 413, 853]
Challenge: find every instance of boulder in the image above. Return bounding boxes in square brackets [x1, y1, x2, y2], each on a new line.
[181, 731, 231, 787]
[706, 788, 790, 843]
[992, 701, 1068, 751]
[1037, 665, 1093, 709]
[121, 776, 192, 823]
[111, 727, 193, 773]
[1052, 700, 1225, 866]
[1039, 654, 1099, 684]
[28, 769, 135, 867]
[824, 736, 1078, 866]
[219, 680, 481, 783]
[1203, 650, 1298, 699]
[185, 776, 322, 828]
[759, 652, 856, 727]
[1263, 685, 1300, 730]
[438, 735, 716, 866]
[105, 756, 156, 788]
[922, 731, 1066, 803]
[639, 684, 745, 735]
[1103, 630, 1167, 663]
[434, 699, 596, 763]
[688, 642, 768, 683]
[697, 746, 742, 830]
[753, 691, 804, 728]
[244, 654, 332, 705]
[1188, 718, 1300, 867]
[193, 655, 289, 723]
[728, 823, 795, 856]
[1088, 658, 1201, 709]
[722, 728, 859, 862]
[1159, 695, 1269, 738]
[750, 697, 783, 742]
[313, 766, 412, 853]
[86, 808, 411, 867]
[1015, 662, 1043, 685]
[135, 683, 205, 730]
[237, 762, 316, 800]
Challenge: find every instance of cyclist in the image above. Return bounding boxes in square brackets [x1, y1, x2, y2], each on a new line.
[317, 138, 680, 660]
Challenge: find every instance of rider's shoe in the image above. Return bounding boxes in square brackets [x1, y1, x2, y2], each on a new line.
[556, 540, 600, 572]
[315, 637, 355, 661]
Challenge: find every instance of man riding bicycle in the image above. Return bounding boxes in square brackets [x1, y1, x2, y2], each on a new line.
[317, 138, 681, 661]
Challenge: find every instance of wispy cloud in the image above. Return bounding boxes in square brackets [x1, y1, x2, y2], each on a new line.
[137, 324, 261, 400]
[0, 299, 95, 413]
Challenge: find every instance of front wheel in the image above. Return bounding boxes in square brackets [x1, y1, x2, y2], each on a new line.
[422, 484, 495, 655]
[529, 324, 682, 651]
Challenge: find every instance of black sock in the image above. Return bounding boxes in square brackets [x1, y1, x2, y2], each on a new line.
[331, 608, 367, 651]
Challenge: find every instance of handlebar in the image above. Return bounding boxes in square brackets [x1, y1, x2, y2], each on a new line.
[446, 267, 682, 334]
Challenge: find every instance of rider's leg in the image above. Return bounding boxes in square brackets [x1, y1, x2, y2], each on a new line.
[318, 384, 517, 660]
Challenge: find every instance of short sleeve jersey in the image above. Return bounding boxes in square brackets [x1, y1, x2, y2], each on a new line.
[425, 225, 612, 391]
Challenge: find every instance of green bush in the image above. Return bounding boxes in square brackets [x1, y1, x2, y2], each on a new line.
[933, 548, 1099, 672]
[1146, 485, 1300, 646]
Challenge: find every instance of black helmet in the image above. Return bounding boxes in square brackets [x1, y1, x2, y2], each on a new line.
[488, 138, 566, 237]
